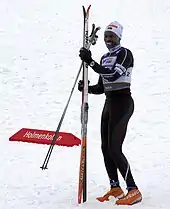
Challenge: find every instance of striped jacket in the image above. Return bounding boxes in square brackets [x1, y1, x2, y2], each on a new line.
[89, 45, 134, 96]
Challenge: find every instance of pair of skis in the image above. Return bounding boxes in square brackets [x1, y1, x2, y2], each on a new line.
[78, 5, 100, 204]
[40, 4, 100, 204]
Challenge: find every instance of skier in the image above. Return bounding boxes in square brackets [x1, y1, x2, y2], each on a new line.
[78, 21, 142, 205]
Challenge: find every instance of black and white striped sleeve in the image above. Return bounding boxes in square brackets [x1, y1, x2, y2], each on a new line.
[115, 48, 133, 73]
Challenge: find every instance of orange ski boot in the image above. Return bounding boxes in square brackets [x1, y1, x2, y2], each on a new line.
[96, 187, 125, 202]
[116, 188, 142, 205]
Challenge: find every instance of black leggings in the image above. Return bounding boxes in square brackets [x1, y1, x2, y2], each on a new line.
[101, 95, 137, 189]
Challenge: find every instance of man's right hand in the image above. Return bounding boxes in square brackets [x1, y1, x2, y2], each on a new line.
[78, 80, 90, 92]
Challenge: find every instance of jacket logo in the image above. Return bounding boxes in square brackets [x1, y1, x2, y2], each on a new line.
[102, 57, 116, 65]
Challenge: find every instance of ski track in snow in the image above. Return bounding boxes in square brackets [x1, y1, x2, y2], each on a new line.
[1, 0, 170, 208]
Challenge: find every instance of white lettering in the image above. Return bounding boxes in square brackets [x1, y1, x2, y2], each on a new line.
[23, 131, 62, 141]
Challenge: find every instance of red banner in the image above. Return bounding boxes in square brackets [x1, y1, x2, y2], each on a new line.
[9, 128, 81, 147]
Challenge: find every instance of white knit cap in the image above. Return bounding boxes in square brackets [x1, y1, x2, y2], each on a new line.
[105, 21, 123, 39]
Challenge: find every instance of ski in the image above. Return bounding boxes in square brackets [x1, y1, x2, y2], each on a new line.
[78, 5, 91, 204]
[40, 6, 100, 172]
[78, 5, 100, 204]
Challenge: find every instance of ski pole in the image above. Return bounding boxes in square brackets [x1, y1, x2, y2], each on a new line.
[40, 26, 100, 170]
[40, 62, 83, 170]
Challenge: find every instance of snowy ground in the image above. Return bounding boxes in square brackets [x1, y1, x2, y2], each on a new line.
[1, 0, 170, 208]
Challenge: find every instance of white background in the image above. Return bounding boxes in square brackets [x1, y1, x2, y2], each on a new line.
[1, 0, 170, 208]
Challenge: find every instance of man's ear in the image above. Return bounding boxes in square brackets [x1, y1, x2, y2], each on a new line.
[116, 37, 121, 44]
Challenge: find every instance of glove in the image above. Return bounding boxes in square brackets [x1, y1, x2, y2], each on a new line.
[79, 47, 93, 64]
[78, 80, 90, 92]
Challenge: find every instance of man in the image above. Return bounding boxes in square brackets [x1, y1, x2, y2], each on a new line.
[78, 21, 142, 205]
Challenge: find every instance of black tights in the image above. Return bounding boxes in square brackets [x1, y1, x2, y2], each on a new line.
[101, 95, 137, 189]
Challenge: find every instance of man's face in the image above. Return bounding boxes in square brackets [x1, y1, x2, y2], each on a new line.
[104, 31, 120, 49]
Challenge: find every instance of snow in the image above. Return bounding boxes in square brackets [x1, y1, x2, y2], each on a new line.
[1, 0, 170, 208]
